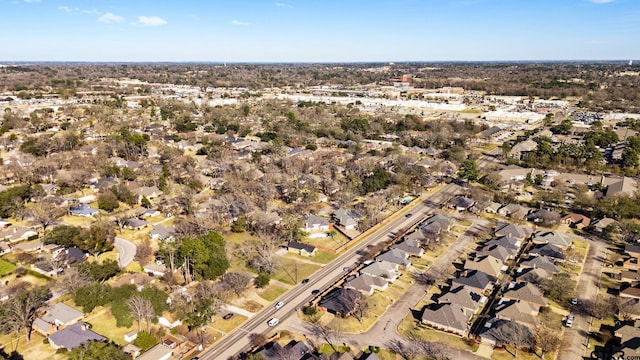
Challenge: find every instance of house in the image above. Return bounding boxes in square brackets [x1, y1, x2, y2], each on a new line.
[344, 274, 389, 296]
[144, 262, 167, 277]
[497, 204, 529, 219]
[33, 303, 85, 336]
[560, 213, 591, 229]
[531, 231, 571, 248]
[476, 244, 516, 262]
[137, 343, 174, 360]
[620, 270, 640, 284]
[12, 240, 42, 253]
[503, 282, 547, 308]
[0, 242, 11, 255]
[0, 283, 11, 301]
[479, 318, 534, 347]
[605, 176, 638, 198]
[359, 261, 400, 282]
[437, 285, 486, 314]
[318, 288, 362, 317]
[302, 214, 330, 233]
[485, 202, 503, 214]
[0, 226, 38, 243]
[122, 343, 141, 358]
[142, 208, 161, 217]
[32, 262, 59, 277]
[48, 322, 106, 350]
[256, 340, 309, 360]
[376, 249, 411, 269]
[614, 321, 640, 353]
[519, 256, 560, 275]
[529, 243, 564, 259]
[69, 204, 99, 217]
[150, 224, 175, 242]
[494, 298, 539, 327]
[464, 255, 504, 278]
[621, 284, 640, 299]
[112, 273, 152, 290]
[420, 214, 453, 235]
[287, 241, 317, 256]
[420, 303, 471, 336]
[391, 238, 424, 257]
[452, 270, 496, 294]
[526, 209, 561, 226]
[625, 245, 640, 271]
[333, 209, 359, 230]
[494, 223, 531, 240]
[125, 218, 149, 230]
[449, 196, 475, 212]
[591, 217, 619, 233]
[483, 236, 521, 251]
[508, 139, 538, 159]
[134, 186, 164, 202]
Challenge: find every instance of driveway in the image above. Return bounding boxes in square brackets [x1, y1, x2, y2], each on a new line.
[114, 237, 136, 268]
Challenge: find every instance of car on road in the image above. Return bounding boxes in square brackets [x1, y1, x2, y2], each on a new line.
[301, 278, 310, 284]
[267, 318, 279, 327]
[565, 315, 575, 328]
[311, 289, 320, 295]
[405, 213, 413, 218]
[275, 301, 284, 309]
[571, 298, 578, 305]
[342, 266, 350, 271]
[222, 313, 234, 320]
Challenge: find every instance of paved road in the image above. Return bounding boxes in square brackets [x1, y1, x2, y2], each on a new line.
[284, 219, 491, 360]
[114, 237, 137, 268]
[199, 183, 463, 360]
[558, 239, 607, 360]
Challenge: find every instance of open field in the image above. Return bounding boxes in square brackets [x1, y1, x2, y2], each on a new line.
[0, 258, 16, 276]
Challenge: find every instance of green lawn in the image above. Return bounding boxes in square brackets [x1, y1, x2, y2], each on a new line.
[86, 307, 136, 346]
[258, 284, 288, 302]
[271, 258, 321, 285]
[211, 314, 248, 333]
[0, 258, 16, 276]
[328, 291, 393, 333]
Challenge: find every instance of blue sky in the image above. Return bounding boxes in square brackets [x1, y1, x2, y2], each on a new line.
[1, 0, 638, 62]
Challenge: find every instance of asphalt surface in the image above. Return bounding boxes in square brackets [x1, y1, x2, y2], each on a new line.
[199, 183, 463, 360]
[114, 236, 137, 268]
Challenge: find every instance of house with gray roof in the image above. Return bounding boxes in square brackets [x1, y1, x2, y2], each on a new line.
[497, 204, 529, 220]
[125, 218, 149, 230]
[69, 204, 99, 218]
[333, 209, 359, 230]
[464, 255, 504, 278]
[318, 288, 361, 316]
[150, 224, 175, 241]
[420, 303, 471, 336]
[391, 238, 423, 257]
[48, 322, 105, 350]
[526, 209, 561, 226]
[376, 249, 411, 269]
[437, 285, 486, 314]
[529, 243, 564, 259]
[452, 270, 496, 294]
[503, 282, 547, 308]
[519, 255, 560, 274]
[484, 236, 521, 251]
[476, 244, 516, 262]
[494, 223, 531, 240]
[0, 226, 38, 243]
[287, 241, 317, 256]
[605, 176, 638, 198]
[34, 303, 85, 336]
[302, 214, 330, 232]
[420, 214, 452, 233]
[449, 196, 475, 212]
[485, 202, 503, 214]
[494, 298, 539, 327]
[360, 261, 399, 281]
[344, 273, 389, 296]
[532, 231, 571, 248]
[137, 343, 174, 360]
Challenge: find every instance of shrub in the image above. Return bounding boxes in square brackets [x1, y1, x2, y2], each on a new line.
[255, 273, 270, 288]
[134, 331, 158, 351]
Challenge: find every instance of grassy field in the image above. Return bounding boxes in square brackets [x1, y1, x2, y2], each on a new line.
[271, 258, 321, 285]
[86, 307, 136, 346]
[211, 314, 248, 333]
[0, 258, 16, 276]
[258, 284, 289, 302]
[328, 291, 394, 333]
[59, 215, 94, 227]
[398, 317, 479, 352]
[0, 331, 64, 360]
[491, 348, 545, 360]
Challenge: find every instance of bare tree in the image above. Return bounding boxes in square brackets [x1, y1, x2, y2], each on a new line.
[489, 320, 534, 358]
[221, 272, 252, 298]
[235, 238, 281, 274]
[306, 318, 339, 353]
[249, 332, 268, 350]
[29, 201, 64, 231]
[534, 325, 561, 359]
[55, 267, 92, 295]
[127, 295, 155, 332]
[0, 286, 49, 348]
[616, 298, 638, 321]
[134, 239, 153, 266]
[582, 297, 616, 320]
[387, 339, 418, 360]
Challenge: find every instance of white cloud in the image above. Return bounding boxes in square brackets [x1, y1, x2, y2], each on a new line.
[59, 5, 72, 12]
[137, 16, 167, 26]
[231, 19, 249, 26]
[23, 0, 41, 3]
[98, 12, 124, 23]
[276, 2, 293, 8]
[588, 0, 614, 3]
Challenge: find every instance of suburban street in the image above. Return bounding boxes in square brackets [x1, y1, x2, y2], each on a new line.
[558, 239, 607, 360]
[114, 237, 137, 268]
[200, 183, 464, 360]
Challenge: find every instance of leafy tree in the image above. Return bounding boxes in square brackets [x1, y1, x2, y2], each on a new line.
[458, 159, 479, 181]
[177, 231, 229, 282]
[0, 184, 38, 218]
[81, 222, 116, 260]
[44, 225, 82, 248]
[360, 167, 390, 194]
[621, 147, 639, 169]
[74, 283, 111, 312]
[110, 184, 137, 206]
[231, 212, 247, 233]
[139, 286, 168, 316]
[133, 331, 157, 351]
[110, 285, 137, 327]
[97, 191, 120, 212]
[67, 341, 130, 360]
[77, 259, 120, 282]
[255, 273, 270, 288]
[141, 196, 152, 208]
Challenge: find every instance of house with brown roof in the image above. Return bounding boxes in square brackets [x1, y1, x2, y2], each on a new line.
[560, 213, 591, 229]
[420, 303, 471, 336]
[463, 255, 504, 278]
[437, 285, 486, 314]
[344, 274, 389, 296]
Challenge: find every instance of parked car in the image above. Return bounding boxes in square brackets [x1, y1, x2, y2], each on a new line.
[222, 313, 234, 320]
[301, 278, 310, 284]
[342, 266, 350, 271]
[275, 301, 284, 310]
[571, 298, 578, 305]
[267, 318, 279, 327]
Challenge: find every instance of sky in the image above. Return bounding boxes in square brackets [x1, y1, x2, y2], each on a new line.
[0, 0, 639, 62]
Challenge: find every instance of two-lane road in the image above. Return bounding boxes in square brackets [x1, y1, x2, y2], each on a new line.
[200, 183, 461, 360]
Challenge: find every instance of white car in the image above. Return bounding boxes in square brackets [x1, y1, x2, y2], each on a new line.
[267, 318, 279, 327]
[275, 301, 284, 310]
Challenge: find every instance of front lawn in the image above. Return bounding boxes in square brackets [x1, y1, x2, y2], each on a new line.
[398, 317, 479, 353]
[327, 291, 393, 333]
[258, 284, 289, 302]
[271, 258, 321, 285]
[86, 307, 135, 346]
[0, 258, 16, 276]
[211, 314, 248, 333]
